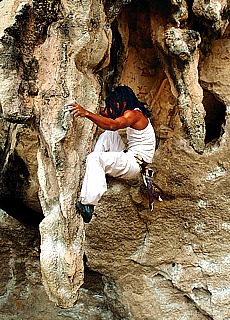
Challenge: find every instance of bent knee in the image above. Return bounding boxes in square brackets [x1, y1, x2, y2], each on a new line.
[86, 152, 104, 165]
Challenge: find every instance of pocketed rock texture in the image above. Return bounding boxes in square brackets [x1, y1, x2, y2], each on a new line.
[0, 0, 230, 319]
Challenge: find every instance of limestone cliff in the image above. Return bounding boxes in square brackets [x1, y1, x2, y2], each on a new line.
[0, 0, 229, 319]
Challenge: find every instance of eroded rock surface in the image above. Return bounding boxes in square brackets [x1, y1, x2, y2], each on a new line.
[0, 209, 114, 320]
[0, 0, 229, 319]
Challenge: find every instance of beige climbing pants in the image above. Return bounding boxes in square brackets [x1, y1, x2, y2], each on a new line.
[80, 131, 140, 206]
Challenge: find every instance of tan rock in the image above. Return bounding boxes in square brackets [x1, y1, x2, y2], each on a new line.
[0, 0, 229, 318]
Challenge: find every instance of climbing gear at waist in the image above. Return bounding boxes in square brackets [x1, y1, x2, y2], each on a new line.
[134, 154, 149, 171]
[134, 154, 170, 211]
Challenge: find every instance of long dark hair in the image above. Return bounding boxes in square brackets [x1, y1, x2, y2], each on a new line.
[104, 85, 151, 119]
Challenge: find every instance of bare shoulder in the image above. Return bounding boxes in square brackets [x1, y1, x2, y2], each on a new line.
[123, 109, 148, 130]
[123, 109, 143, 119]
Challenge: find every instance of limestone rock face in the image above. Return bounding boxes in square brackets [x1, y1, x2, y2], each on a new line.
[0, 0, 230, 319]
[0, 209, 114, 319]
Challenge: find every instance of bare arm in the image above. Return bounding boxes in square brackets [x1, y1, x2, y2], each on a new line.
[65, 102, 144, 131]
[99, 107, 109, 117]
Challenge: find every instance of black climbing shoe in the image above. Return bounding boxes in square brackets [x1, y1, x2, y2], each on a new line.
[76, 201, 94, 223]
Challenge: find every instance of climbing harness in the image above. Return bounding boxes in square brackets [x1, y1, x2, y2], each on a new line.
[135, 155, 170, 211]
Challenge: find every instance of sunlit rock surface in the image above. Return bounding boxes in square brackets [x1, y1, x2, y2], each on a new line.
[0, 0, 229, 318]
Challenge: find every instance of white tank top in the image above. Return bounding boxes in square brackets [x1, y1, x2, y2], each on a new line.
[126, 119, 156, 163]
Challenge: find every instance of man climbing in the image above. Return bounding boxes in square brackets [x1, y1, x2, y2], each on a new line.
[66, 85, 156, 223]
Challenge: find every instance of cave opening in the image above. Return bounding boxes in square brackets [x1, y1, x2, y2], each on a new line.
[0, 197, 43, 227]
[203, 90, 226, 144]
[0, 151, 43, 226]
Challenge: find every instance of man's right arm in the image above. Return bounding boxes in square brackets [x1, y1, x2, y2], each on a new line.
[99, 107, 109, 117]
[66, 102, 138, 131]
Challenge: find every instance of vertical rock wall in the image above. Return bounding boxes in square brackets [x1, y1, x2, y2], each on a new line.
[0, 0, 111, 308]
[0, 0, 230, 318]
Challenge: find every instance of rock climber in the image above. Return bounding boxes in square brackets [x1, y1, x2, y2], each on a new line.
[65, 85, 156, 223]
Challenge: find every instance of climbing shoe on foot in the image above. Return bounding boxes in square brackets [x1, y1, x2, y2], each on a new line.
[76, 201, 94, 223]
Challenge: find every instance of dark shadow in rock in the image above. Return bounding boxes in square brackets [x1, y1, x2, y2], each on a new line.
[203, 90, 226, 144]
[0, 197, 44, 226]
